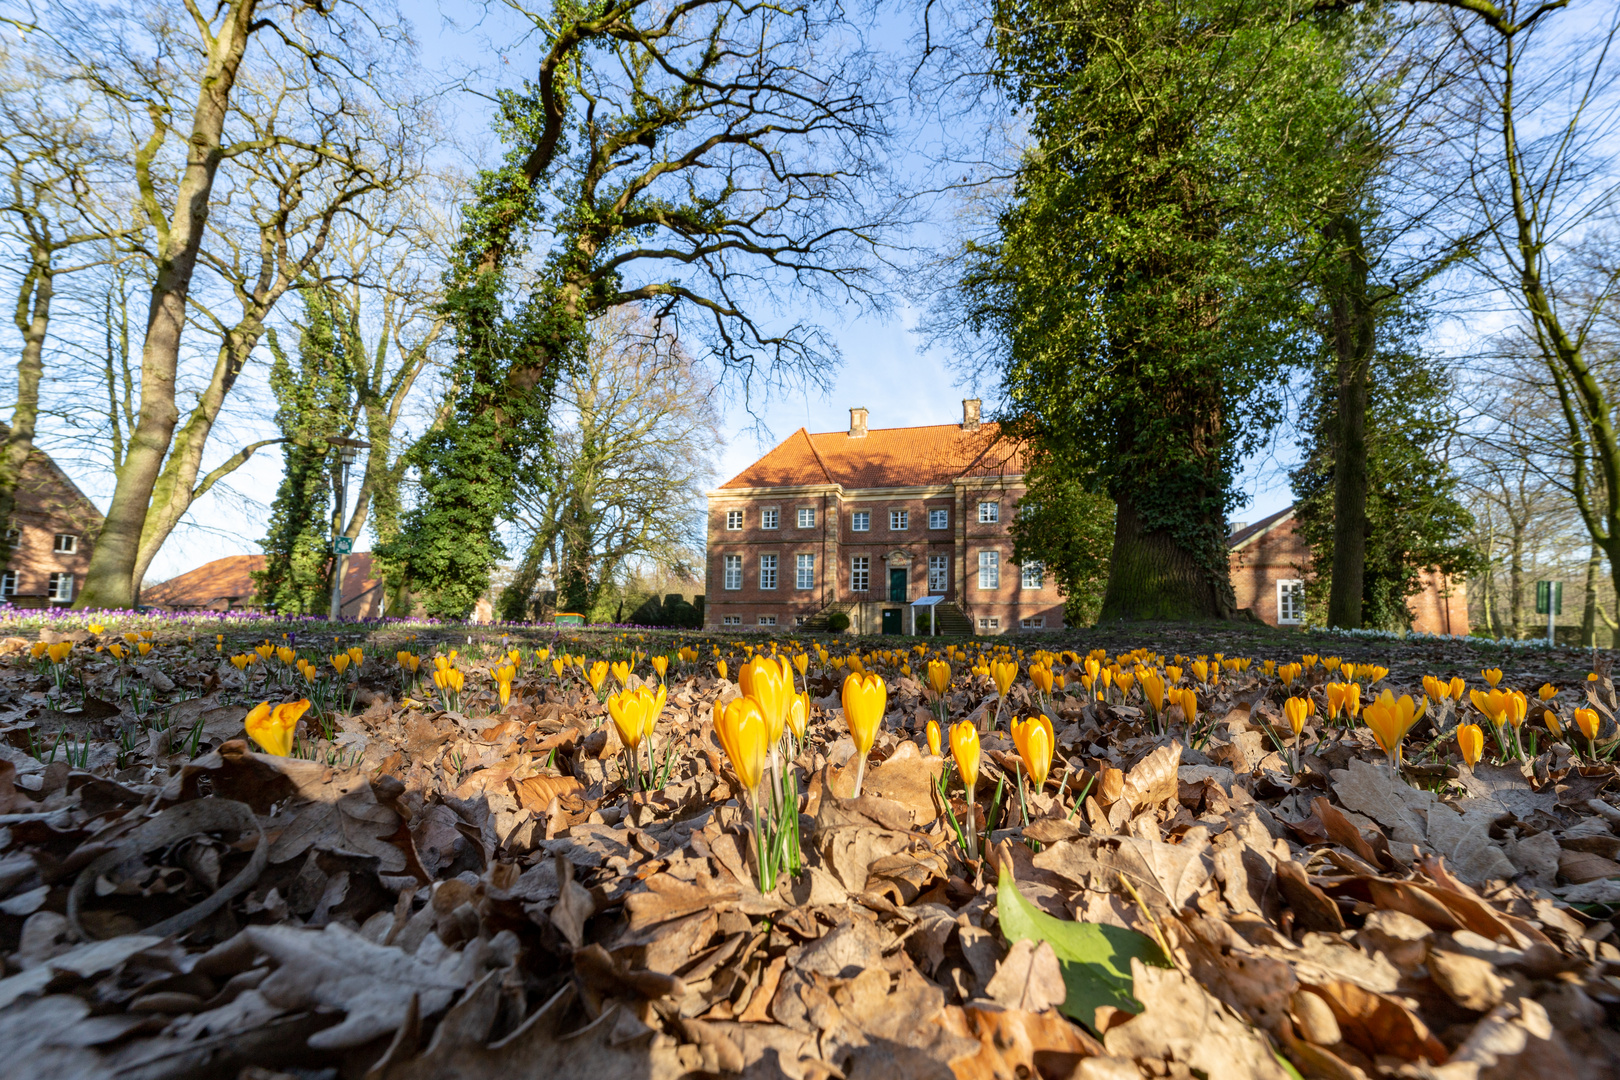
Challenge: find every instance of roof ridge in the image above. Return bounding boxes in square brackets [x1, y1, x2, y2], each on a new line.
[799, 426, 835, 484]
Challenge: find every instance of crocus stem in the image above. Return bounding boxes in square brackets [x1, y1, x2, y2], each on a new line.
[852, 751, 868, 799]
[748, 791, 771, 892]
[964, 786, 978, 861]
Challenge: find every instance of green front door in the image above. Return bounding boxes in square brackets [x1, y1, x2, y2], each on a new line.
[881, 608, 902, 635]
[889, 568, 907, 602]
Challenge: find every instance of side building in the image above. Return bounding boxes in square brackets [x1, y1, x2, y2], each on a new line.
[704, 401, 1064, 634]
[1228, 506, 1469, 634]
[1, 445, 102, 608]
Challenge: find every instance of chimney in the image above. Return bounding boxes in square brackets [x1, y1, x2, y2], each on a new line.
[961, 398, 981, 430]
[848, 407, 868, 438]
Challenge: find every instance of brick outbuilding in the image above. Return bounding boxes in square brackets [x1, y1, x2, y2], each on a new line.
[1, 447, 101, 607]
[705, 401, 1063, 634]
[1228, 505, 1468, 634]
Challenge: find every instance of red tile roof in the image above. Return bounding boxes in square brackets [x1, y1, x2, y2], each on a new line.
[141, 553, 383, 617]
[720, 422, 1023, 490]
[1228, 506, 1296, 550]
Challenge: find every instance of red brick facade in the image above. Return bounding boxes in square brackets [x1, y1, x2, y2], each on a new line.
[705, 403, 1065, 634]
[2, 449, 101, 607]
[1228, 507, 1468, 634]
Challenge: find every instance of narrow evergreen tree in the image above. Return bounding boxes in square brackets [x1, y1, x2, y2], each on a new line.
[255, 290, 354, 613]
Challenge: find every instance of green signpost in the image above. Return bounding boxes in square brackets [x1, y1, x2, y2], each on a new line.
[1535, 580, 1562, 646]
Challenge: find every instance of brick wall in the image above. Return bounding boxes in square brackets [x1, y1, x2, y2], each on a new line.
[3, 451, 101, 607]
[705, 479, 1065, 633]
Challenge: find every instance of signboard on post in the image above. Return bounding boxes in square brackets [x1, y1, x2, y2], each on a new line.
[333, 537, 354, 555]
[1535, 580, 1562, 647]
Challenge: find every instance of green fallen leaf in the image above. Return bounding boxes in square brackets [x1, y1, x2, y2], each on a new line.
[995, 857, 1169, 1029]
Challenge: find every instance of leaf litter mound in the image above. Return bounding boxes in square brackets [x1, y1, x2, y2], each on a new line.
[0, 628, 1618, 1080]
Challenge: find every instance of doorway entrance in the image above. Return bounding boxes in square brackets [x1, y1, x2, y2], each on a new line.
[881, 608, 902, 634]
[888, 568, 907, 602]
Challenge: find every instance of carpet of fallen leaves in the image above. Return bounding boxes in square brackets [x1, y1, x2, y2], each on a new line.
[1, 620, 1619, 1080]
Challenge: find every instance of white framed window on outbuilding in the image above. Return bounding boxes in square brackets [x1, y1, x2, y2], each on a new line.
[1276, 579, 1305, 625]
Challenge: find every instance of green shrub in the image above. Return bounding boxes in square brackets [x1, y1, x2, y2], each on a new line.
[826, 611, 851, 633]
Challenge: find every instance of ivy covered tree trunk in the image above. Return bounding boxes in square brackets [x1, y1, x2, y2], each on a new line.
[1324, 213, 1374, 629]
[255, 291, 352, 614]
[1099, 497, 1230, 621]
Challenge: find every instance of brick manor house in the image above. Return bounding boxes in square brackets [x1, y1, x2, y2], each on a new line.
[704, 401, 1063, 634]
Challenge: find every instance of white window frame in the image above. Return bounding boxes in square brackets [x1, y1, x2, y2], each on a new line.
[929, 508, 949, 530]
[978, 550, 1000, 589]
[47, 572, 73, 603]
[794, 615, 809, 625]
[797, 507, 815, 529]
[1020, 616, 1045, 629]
[758, 615, 777, 626]
[725, 510, 743, 531]
[928, 555, 948, 594]
[759, 554, 778, 590]
[1020, 561, 1044, 589]
[0, 570, 14, 598]
[761, 507, 780, 530]
[795, 554, 814, 590]
[722, 554, 742, 590]
[851, 510, 870, 532]
[978, 501, 999, 524]
[889, 509, 909, 531]
[850, 556, 870, 592]
[1277, 579, 1305, 625]
[722, 615, 742, 626]
[53, 533, 77, 555]
[3, 526, 18, 544]
[978, 616, 1000, 630]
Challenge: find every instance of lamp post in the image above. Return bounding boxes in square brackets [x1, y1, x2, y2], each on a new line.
[328, 436, 371, 620]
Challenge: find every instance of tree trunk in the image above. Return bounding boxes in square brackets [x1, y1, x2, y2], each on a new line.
[1582, 543, 1602, 647]
[1098, 496, 1230, 621]
[76, 0, 259, 609]
[1323, 213, 1374, 629]
[0, 250, 51, 567]
[1508, 524, 1525, 638]
[127, 321, 266, 594]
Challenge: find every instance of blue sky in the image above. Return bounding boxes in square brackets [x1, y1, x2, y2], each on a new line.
[107, 1, 1300, 580]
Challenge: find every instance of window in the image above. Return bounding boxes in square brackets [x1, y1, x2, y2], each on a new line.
[978, 501, 999, 523]
[47, 572, 73, 603]
[758, 615, 777, 626]
[726, 510, 743, 530]
[796, 554, 815, 590]
[978, 551, 1000, 589]
[761, 508, 779, 530]
[4, 526, 18, 544]
[723, 555, 742, 590]
[978, 617, 1001, 630]
[1277, 579, 1305, 625]
[53, 534, 77, 555]
[0, 571, 14, 598]
[795, 615, 809, 625]
[929, 508, 948, 530]
[1021, 616, 1046, 629]
[1020, 561, 1045, 589]
[797, 507, 815, 529]
[889, 509, 909, 531]
[928, 555, 948, 593]
[759, 554, 778, 590]
[851, 510, 870, 532]
[850, 556, 870, 592]
[722, 615, 742, 626]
